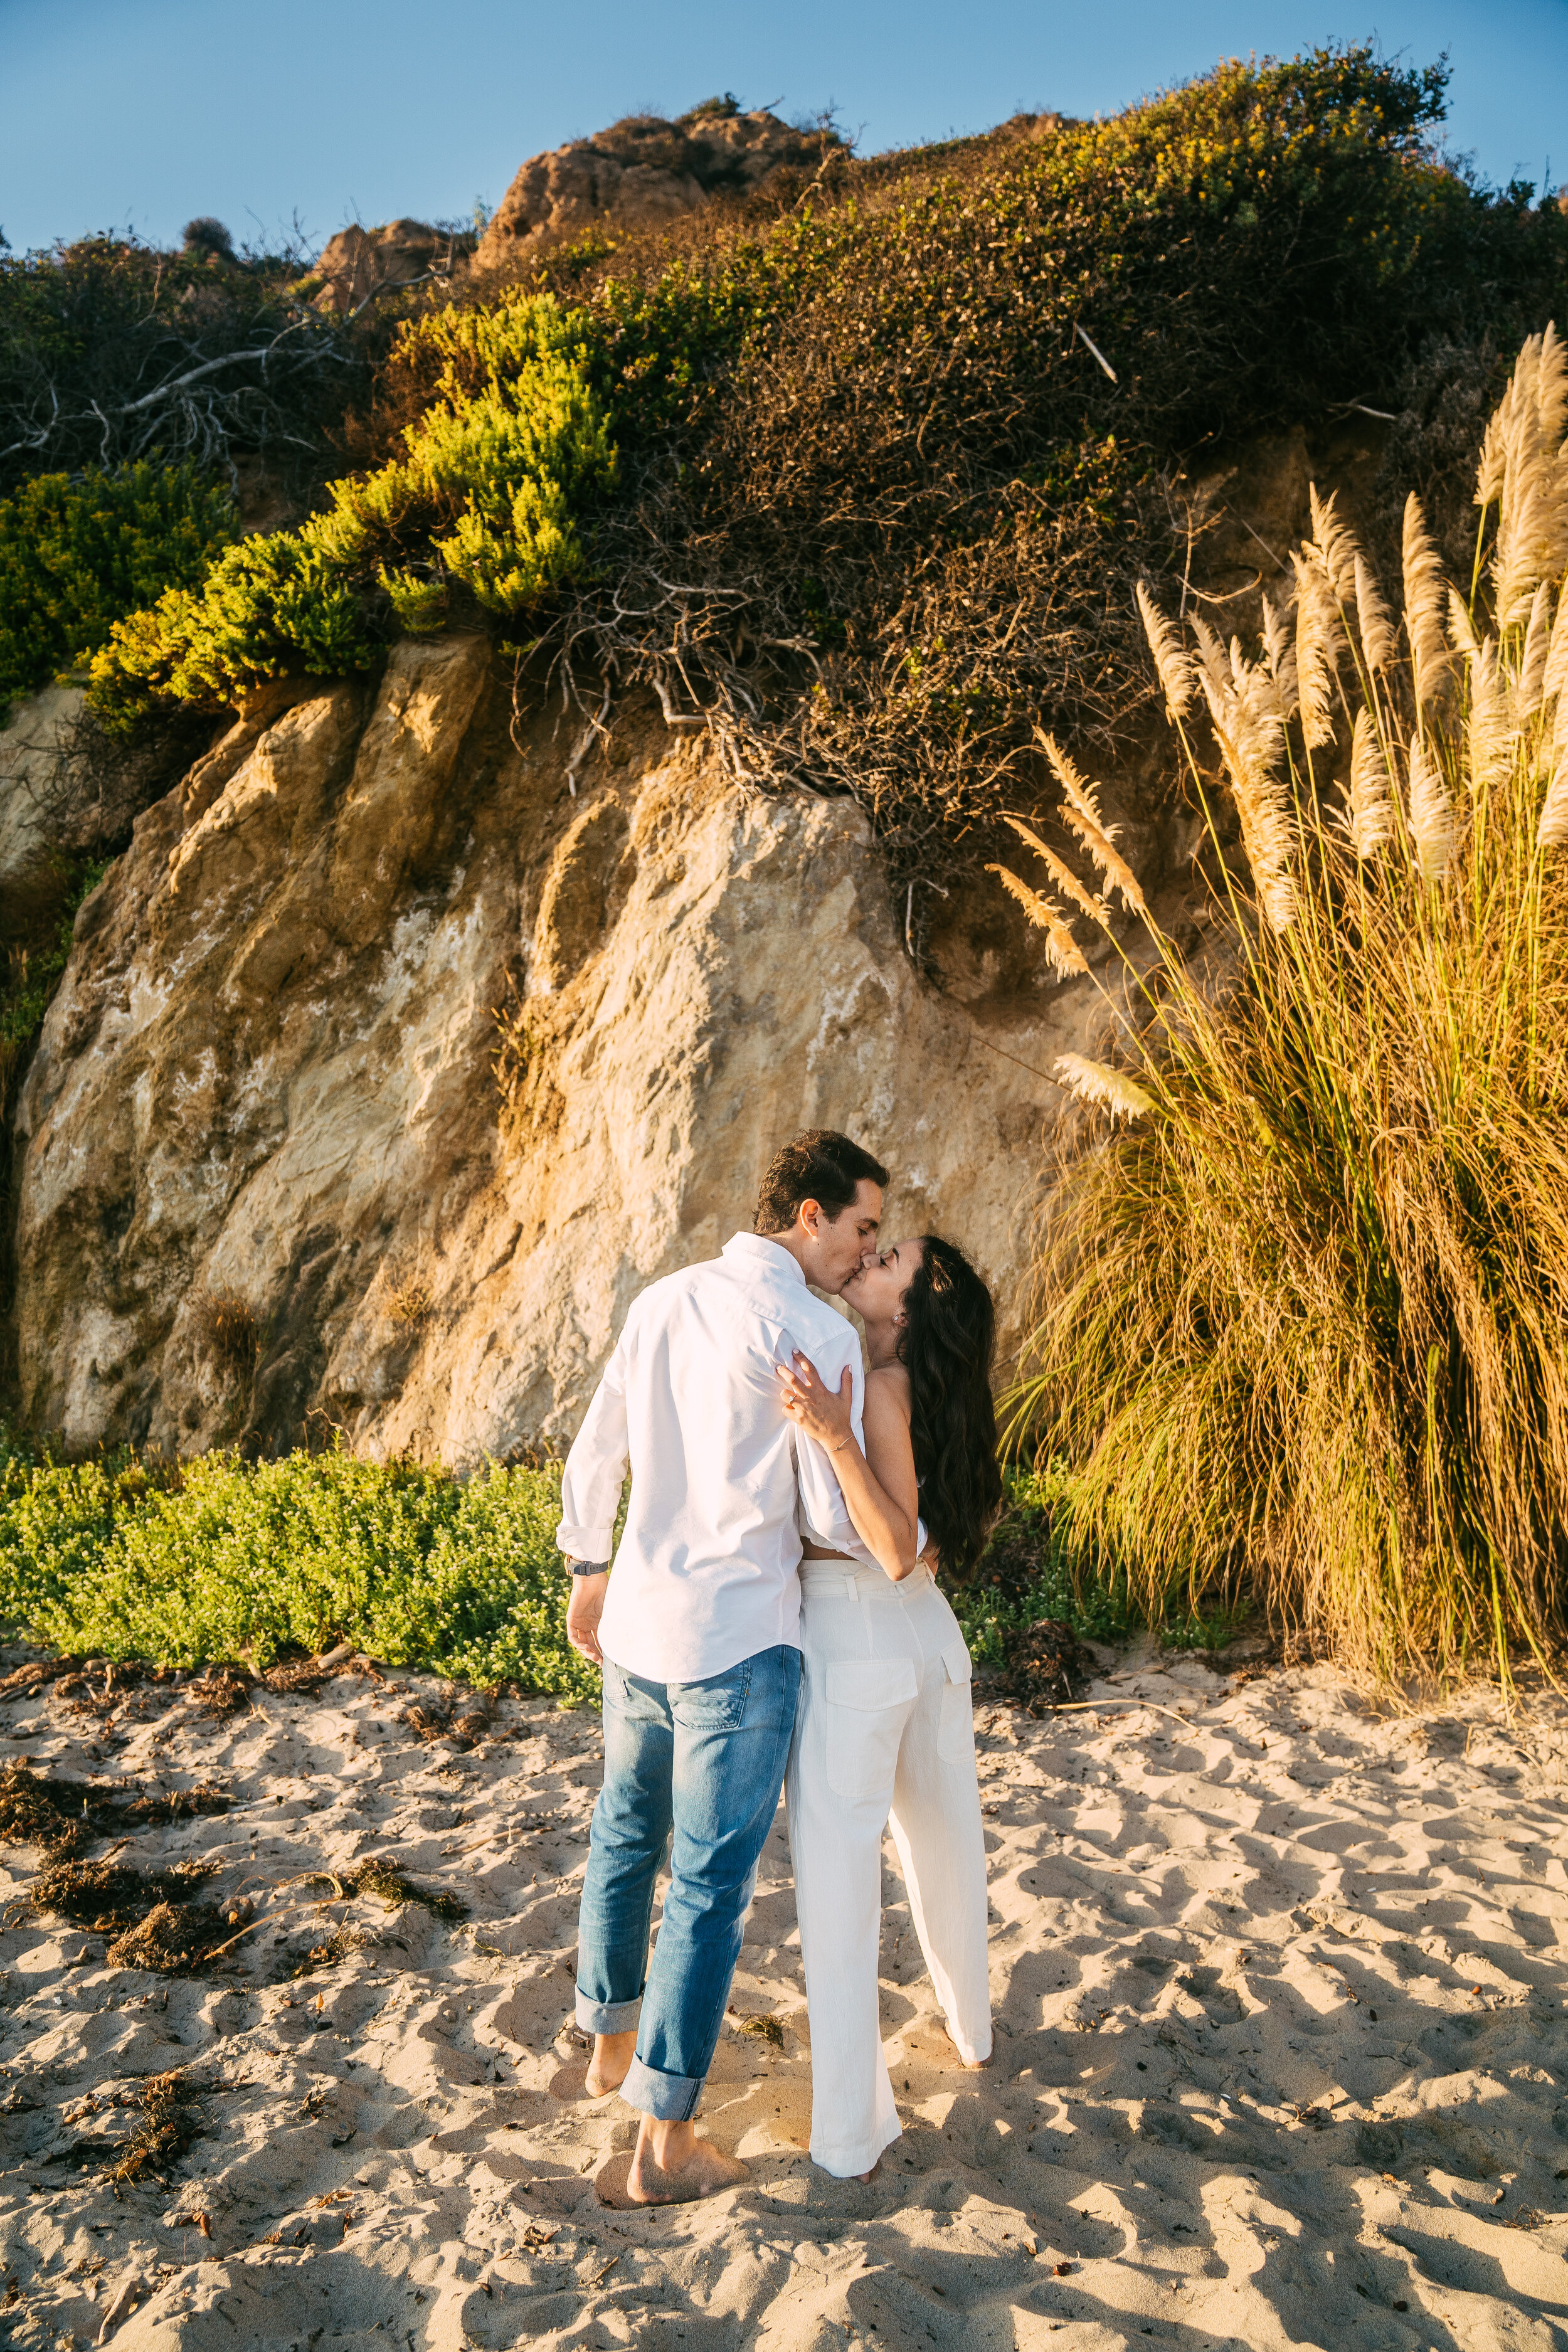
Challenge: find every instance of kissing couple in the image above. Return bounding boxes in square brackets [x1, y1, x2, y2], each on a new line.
[557, 1128, 1004, 2203]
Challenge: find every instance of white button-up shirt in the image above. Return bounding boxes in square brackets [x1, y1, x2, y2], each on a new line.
[556, 1232, 871, 1683]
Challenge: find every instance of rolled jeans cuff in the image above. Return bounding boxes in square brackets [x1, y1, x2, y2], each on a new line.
[576, 1989, 641, 2035]
[620, 2053, 702, 2122]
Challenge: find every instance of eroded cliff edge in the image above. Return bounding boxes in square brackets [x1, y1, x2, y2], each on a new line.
[13, 637, 1120, 1464]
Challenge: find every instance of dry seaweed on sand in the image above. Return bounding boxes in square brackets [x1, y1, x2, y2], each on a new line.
[29, 1855, 245, 1977]
[106, 1899, 242, 1974]
[312, 1855, 468, 1924]
[54, 2070, 206, 2187]
[974, 1619, 1094, 1714]
[186, 1665, 255, 1718]
[289, 1923, 369, 1979]
[0, 1760, 230, 1857]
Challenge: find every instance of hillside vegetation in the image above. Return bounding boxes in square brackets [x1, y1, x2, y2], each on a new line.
[73, 48, 1568, 905]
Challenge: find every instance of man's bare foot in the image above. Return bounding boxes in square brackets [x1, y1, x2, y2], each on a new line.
[627, 2119, 749, 2205]
[586, 2029, 636, 2097]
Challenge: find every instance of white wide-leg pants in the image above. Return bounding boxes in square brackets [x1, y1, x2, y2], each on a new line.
[785, 1560, 992, 2178]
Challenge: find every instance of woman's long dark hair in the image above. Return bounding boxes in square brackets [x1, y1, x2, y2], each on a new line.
[898, 1236, 1004, 1582]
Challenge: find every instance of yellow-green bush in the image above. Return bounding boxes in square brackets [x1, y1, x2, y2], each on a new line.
[88, 294, 615, 730]
[0, 460, 237, 723]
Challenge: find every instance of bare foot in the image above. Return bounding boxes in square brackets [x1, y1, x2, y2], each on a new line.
[856, 2158, 883, 2182]
[627, 2124, 749, 2206]
[586, 2029, 636, 2097]
[943, 2025, 989, 2072]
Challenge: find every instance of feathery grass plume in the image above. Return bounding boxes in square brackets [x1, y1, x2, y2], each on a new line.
[1054, 1053, 1155, 1123]
[1036, 732, 1148, 916]
[1542, 585, 1568, 707]
[1540, 753, 1568, 849]
[1014, 332, 1568, 1693]
[1401, 493, 1449, 708]
[1407, 734, 1454, 881]
[1446, 586, 1481, 662]
[1489, 326, 1568, 631]
[1308, 484, 1362, 599]
[1517, 580, 1554, 719]
[1187, 623, 1295, 929]
[1466, 635, 1512, 801]
[1291, 550, 1343, 750]
[1353, 554, 1396, 672]
[1189, 615, 1232, 712]
[1136, 581, 1195, 723]
[985, 865, 1090, 977]
[1343, 706, 1395, 859]
[1003, 815, 1108, 923]
[1260, 594, 1300, 716]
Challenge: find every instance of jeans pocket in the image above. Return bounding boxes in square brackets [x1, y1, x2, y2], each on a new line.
[669, 1655, 753, 1732]
[936, 1638, 975, 1767]
[824, 1657, 917, 1803]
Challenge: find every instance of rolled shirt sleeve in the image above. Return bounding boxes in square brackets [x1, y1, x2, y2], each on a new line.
[556, 1330, 630, 1561]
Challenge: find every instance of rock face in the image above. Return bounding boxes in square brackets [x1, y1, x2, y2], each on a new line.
[309, 220, 464, 314]
[472, 108, 837, 275]
[0, 685, 83, 883]
[13, 644, 1120, 1466]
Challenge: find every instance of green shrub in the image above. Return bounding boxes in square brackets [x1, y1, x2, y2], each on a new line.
[87, 293, 616, 730]
[0, 1441, 598, 1702]
[1005, 332, 1568, 1687]
[0, 233, 366, 502]
[0, 460, 237, 722]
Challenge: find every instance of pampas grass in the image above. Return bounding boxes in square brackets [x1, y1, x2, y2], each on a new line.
[1002, 331, 1568, 1688]
[1054, 1053, 1155, 1122]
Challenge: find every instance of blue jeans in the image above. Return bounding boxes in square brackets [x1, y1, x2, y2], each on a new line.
[575, 1643, 801, 2121]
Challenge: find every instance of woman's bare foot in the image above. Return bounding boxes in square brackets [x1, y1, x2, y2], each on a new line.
[856, 2158, 883, 2182]
[627, 2118, 749, 2205]
[943, 2024, 989, 2072]
[586, 2029, 636, 2097]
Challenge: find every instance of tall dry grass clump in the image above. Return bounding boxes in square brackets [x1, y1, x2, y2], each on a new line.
[1004, 328, 1568, 1688]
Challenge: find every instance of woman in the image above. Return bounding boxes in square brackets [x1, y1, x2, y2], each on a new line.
[774, 1233, 1004, 2180]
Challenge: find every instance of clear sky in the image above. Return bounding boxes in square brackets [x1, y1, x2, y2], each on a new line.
[3, 0, 1564, 258]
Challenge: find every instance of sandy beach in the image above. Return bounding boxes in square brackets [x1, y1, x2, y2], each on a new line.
[2, 1640, 1567, 2351]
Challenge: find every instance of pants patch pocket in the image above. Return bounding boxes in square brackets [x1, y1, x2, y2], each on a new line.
[937, 1638, 975, 1766]
[823, 1656, 917, 1804]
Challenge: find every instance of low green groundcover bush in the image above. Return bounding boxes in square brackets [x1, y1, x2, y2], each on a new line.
[0, 1439, 1155, 1700]
[0, 460, 238, 723]
[0, 1442, 598, 1704]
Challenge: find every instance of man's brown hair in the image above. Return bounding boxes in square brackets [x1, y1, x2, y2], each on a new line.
[755, 1130, 889, 1236]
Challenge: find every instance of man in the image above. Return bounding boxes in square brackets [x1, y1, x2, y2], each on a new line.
[558, 1129, 887, 2205]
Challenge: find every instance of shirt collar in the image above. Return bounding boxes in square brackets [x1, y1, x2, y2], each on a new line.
[723, 1232, 806, 1289]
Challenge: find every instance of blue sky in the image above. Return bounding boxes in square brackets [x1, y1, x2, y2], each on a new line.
[3, 0, 1564, 257]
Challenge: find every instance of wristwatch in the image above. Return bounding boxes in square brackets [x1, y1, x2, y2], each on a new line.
[566, 1558, 609, 1577]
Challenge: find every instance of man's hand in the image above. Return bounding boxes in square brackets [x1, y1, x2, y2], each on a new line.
[566, 1571, 610, 1665]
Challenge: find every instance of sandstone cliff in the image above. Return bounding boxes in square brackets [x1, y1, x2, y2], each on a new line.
[470, 107, 837, 276]
[13, 643, 1123, 1465]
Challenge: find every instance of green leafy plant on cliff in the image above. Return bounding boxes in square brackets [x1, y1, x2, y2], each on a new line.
[87, 292, 617, 729]
[0, 460, 238, 723]
[1002, 330, 1568, 1687]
